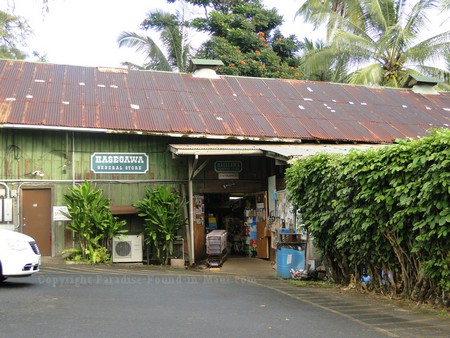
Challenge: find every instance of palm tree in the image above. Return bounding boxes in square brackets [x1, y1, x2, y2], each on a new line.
[297, 0, 364, 41]
[298, 0, 450, 87]
[118, 9, 191, 72]
[117, 31, 172, 71]
[299, 38, 335, 81]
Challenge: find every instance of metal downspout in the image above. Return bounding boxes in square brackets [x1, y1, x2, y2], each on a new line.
[188, 158, 195, 265]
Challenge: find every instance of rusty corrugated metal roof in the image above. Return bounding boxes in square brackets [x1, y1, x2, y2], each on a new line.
[0, 59, 449, 143]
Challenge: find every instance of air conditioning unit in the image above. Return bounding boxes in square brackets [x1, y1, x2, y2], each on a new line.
[112, 235, 143, 263]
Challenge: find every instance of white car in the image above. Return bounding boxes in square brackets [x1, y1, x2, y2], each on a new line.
[0, 229, 41, 282]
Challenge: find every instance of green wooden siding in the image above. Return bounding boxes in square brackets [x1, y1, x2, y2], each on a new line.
[0, 129, 189, 206]
[1, 128, 275, 255]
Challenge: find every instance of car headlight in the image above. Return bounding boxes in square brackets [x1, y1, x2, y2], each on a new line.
[6, 238, 30, 251]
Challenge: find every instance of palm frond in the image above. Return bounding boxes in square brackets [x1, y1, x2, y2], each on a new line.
[414, 64, 450, 84]
[140, 8, 192, 72]
[406, 30, 450, 65]
[299, 0, 450, 87]
[117, 31, 171, 71]
[347, 63, 384, 85]
[403, 0, 437, 36]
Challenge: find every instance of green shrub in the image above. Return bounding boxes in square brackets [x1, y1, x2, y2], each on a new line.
[285, 128, 450, 305]
[134, 186, 187, 265]
[63, 181, 127, 263]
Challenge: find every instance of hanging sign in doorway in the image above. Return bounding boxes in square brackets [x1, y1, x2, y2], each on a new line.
[214, 161, 242, 173]
[218, 172, 239, 180]
[91, 153, 149, 174]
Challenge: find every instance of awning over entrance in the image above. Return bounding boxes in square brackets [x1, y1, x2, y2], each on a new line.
[168, 143, 386, 162]
[170, 142, 387, 266]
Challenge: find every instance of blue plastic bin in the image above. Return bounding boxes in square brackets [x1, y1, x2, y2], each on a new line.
[277, 246, 305, 279]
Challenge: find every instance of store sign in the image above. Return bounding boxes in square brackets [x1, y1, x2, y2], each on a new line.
[91, 153, 149, 174]
[214, 161, 242, 173]
[218, 172, 239, 180]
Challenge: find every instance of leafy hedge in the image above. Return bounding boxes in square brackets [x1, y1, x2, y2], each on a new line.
[285, 129, 450, 305]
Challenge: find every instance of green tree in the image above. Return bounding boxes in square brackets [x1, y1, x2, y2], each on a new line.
[298, 37, 337, 81]
[118, 9, 191, 72]
[167, 0, 241, 14]
[0, 10, 31, 60]
[118, 31, 171, 71]
[183, 0, 303, 79]
[297, 0, 364, 41]
[298, 0, 450, 87]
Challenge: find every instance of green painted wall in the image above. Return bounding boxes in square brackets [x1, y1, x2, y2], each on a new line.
[1, 129, 189, 203]
[0, 129, 190, 254]
[1, 128, 275, 255]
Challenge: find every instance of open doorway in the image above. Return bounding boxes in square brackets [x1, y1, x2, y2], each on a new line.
[203, 192, 270, 260]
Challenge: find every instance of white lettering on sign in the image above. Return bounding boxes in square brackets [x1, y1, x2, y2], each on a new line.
[90, 153, 149, 174]
[96, 165, 143, 171]
[95, 155, 145, 164]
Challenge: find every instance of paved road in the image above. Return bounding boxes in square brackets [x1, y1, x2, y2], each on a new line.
[1, 264, 449, 338]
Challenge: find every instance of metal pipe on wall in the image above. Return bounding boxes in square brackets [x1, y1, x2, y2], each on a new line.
[0, 182, 10, 198]
[188, 158, 195, 265]
[72, 132, 76, 187]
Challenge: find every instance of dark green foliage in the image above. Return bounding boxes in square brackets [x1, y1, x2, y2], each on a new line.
[63, 181, 127, 263]
[190, 0, 303, 79]
[134, 186, 187, 265]
[286, 129, 450, 305]
[0, 10, 31, 60]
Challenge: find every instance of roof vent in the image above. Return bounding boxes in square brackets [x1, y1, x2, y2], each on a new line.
[189, 59, 224, 79]
[404, 74, 442, 95]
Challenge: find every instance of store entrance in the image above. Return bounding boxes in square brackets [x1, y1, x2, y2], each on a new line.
[203, 192, 270, 260]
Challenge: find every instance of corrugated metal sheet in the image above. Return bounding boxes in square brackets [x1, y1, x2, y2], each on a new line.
[0, 60, 449, 143]
[169, 143, 385, 161]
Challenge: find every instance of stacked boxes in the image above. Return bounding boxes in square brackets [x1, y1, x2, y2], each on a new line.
[206, 230, 227, 255]
[206, 230, 228, 267]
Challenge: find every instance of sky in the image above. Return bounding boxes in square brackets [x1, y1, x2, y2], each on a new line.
[1, 0, 448, 69]
[1, 0, 309, 68]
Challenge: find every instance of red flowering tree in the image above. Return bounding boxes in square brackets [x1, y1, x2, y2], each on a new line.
[186, 0, 303, 79]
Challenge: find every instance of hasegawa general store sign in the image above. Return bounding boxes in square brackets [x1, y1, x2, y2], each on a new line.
[91, 153, 149, 174]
